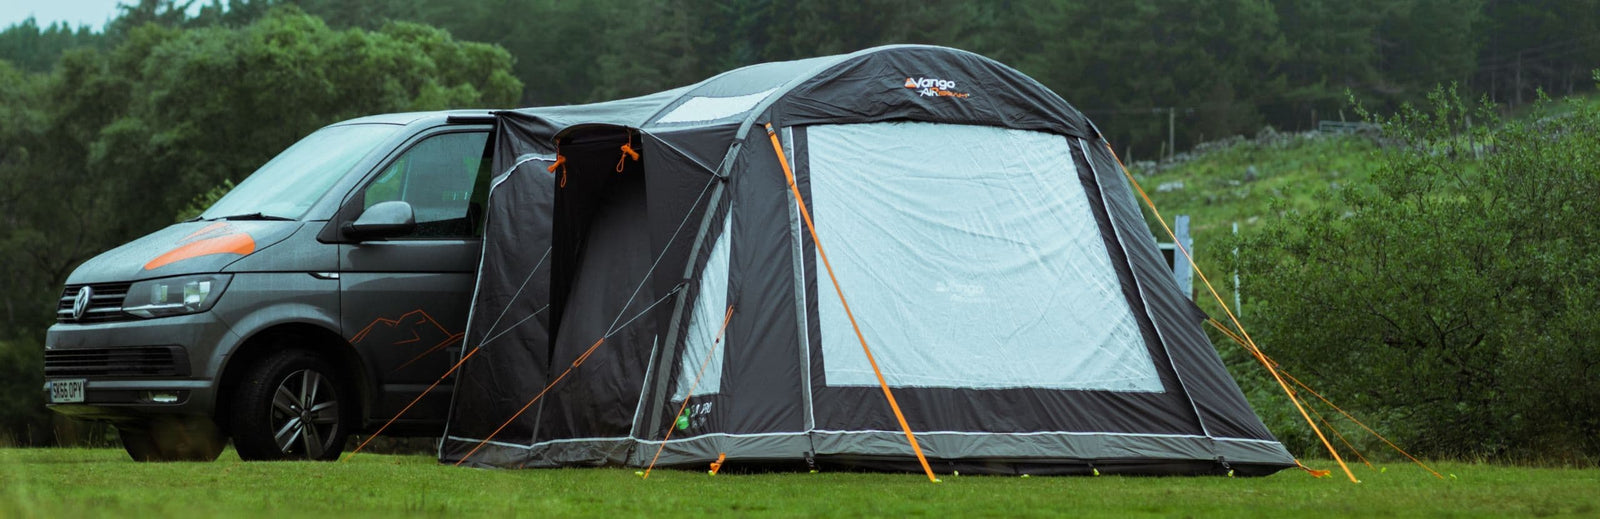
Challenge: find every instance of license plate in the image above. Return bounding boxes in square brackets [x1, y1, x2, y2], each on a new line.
[49, 379, 86, 404]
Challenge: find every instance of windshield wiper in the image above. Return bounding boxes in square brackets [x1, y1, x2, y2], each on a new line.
[211, 213, 294, 221]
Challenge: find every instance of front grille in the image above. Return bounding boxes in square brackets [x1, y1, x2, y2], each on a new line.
[56, 282, 135, 324]
[44, 346, 189, 377]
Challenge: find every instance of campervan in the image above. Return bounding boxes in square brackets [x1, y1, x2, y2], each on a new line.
[44, 111, 497, 461]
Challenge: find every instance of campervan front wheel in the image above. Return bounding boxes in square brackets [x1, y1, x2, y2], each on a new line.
[230, 349, 355, 461]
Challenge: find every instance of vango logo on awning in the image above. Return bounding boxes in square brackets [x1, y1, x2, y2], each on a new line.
[903, 76, 971, 98]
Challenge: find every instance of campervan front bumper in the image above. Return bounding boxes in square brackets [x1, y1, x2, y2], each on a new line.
[43, 311, 239, 422]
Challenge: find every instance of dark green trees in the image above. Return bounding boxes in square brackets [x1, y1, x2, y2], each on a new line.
[0, 7, 519, 445]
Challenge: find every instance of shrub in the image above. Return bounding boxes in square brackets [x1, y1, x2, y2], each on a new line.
[1236, 84, 1600, 463]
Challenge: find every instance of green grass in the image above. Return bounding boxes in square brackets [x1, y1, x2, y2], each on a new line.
[3, 449, 1597, 518]
[1124, 131, 1383, 323]
[1137, 133, 1379, 241]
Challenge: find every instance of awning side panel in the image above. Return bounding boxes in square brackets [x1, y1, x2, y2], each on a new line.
[439, 137, 556, 467]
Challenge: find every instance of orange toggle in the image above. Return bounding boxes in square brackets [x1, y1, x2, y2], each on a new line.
[548, 154, 568, 187]
[1297, 461, 1333, 478]
[709, 452, 726, 475]
[616, 143, 639, 172]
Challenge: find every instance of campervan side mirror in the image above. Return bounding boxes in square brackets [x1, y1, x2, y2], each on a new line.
[343, 201, 416, 240]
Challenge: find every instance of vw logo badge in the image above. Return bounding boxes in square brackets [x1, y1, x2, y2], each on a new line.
[72, 286, 93, 321]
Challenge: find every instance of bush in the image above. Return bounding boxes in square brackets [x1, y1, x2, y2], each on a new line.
[0, 338, 51, 446]
[1236, 84, 1600, 464]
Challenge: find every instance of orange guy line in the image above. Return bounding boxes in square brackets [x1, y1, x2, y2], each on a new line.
[346, 345, 481, 460]
[453, 337, 608, 467]
[1110, 143, 1356, 483]
[643, 305, 735, 479]
[767, 123, 937, 483]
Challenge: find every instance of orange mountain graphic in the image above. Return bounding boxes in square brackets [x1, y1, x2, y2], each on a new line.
[350, 309, 464, 373]
[903, 77, 918, 88]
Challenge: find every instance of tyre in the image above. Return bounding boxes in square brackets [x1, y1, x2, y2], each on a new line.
[230, 349, 355, 461]
[118, 416, 225, 462]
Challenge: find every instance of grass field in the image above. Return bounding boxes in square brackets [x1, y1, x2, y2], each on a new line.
[2, 449, 1597, 518]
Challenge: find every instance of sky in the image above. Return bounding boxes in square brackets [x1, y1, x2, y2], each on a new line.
[0, 1, 201, 31]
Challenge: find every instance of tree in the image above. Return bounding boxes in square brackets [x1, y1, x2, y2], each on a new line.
[1477, 0, 1600, 103]
[0, 7, 523, 444]
[84, 6, 522, 235]
[1373, 0, 1485, 95]
[1009, 0, 1289, 154]
[0, 18, 103, 73]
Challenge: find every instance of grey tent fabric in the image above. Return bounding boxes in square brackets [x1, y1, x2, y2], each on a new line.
[439, 45, 1294, 476]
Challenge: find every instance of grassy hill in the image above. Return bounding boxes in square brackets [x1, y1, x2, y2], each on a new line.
[1135, 132, 1378, 238]
[1122, 130, 1396, 458]
[1125, 130, 1381, 315]
[1130, 91, 1600, 464]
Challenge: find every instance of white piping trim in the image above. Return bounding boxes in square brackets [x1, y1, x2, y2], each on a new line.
[810, 429, 1282, 446]
[444, 435, 540, 451]
[444, 435, 633, 451]
[635, 431, 811, 445]
[444, 430, 1282, 451]
[780, 127, 816, 431]
[1077, 137, 1216, 441]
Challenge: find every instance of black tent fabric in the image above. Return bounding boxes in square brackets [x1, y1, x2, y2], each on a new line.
[439, 45, 1295, 476]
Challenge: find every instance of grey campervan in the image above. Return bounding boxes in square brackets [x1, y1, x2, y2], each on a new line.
[44, 111, 496, 461]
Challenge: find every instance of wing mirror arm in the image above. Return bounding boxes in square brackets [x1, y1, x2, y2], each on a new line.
[343, 201, 416, 241]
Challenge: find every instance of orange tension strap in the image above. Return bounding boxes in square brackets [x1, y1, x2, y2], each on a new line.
[345, 346, 482, 461]
[1277, 370, 1446, 479]
[1108, 142, 1357, 483]
[391, 333, 465, 374]
[548, 154, 569, 187]
[453, 337, 607, 467]
[1297, 460, 1333, 478]
[1207, 318, 1443, 479]
[643, 305, 735, 479]
[1203, 320, 1382, 470]
[766, 123, 938, 483]
[1305, 397, 1375, 469]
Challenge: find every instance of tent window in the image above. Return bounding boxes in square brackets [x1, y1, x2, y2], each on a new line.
[654, 89, 777, 125]
[806, 122, 1162, 392]
[672, 211, 732, 401]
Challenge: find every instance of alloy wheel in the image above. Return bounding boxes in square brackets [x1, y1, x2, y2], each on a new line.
[269, 369, 341, 458]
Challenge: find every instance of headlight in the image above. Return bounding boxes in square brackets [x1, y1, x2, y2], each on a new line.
[123, 274, 233, 318]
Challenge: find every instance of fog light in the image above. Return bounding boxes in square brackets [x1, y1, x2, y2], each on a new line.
[144, 392, 180, 404]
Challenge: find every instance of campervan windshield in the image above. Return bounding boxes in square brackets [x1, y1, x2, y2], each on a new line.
[200, 124, 399, 220]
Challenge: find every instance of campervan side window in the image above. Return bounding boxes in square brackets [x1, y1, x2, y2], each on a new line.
[363, 131, 491, 238]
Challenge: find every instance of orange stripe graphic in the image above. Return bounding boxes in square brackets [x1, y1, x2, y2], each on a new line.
[143, 233, 256, 270]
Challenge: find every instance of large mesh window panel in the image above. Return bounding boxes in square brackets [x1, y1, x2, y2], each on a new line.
[807, 122, 1161, 392]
